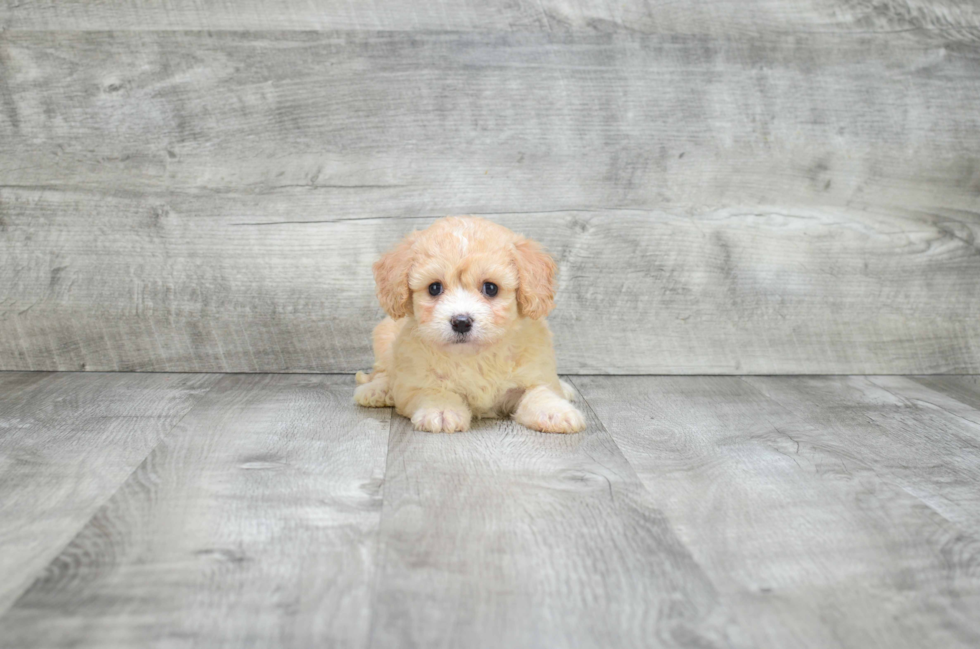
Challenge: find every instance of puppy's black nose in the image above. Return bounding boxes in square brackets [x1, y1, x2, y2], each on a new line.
[450, 314, 473, 334]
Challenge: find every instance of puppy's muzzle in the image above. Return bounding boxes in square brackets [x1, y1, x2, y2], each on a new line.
[450, 314, 473, 334]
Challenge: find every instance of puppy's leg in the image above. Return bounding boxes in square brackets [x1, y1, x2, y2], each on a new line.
[355, 317, 403, 397]
[371, 316, 402, 362]
[354, 372, 394, 407]
[406, 390, 472, 433]
[559, 379, 576, 401]
[514, 385, 585, 433]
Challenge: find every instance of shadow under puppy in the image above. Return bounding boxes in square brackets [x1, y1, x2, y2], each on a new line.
[355, 216, 585, 434]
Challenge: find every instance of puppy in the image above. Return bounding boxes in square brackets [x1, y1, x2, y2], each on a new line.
[354, 216, 585, 434]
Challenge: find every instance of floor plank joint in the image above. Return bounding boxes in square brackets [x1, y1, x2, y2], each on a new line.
[2, 372, 979, 647]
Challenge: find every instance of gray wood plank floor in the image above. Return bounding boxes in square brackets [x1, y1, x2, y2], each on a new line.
[2, 372, 979, 647]
[0, 372, 220, 615]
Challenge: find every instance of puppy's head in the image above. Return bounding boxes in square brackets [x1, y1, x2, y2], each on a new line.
[373, 216, 556, 351]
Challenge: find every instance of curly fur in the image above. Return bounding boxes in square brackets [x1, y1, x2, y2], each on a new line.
[355, 216, 584, 434]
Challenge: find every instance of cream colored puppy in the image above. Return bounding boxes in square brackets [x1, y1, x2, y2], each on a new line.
[354, 216, 584, 434]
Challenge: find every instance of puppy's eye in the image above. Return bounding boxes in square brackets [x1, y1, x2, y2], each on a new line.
[482, 281, 498, 297]
[428, 282, 442, 297]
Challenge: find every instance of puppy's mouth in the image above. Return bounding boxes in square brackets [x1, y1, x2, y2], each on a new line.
[445, 329, 484, 348]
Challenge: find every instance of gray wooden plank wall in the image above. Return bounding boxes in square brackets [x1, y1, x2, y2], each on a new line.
[1, 2, 979, 374]
[2, 1, 980, 34]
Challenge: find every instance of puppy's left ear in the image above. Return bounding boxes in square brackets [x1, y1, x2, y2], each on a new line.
[513, 237, 557, 319]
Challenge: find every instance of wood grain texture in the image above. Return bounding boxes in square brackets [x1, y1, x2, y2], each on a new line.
[745, 376, 980, 532]
[0, 374, 390, 649]
[2, 199, 978, 374]
[2, 29, 979, 373]
[0, 371, 219, 616]
[1, 1, 979, 37]
[368, 393, 742, 649]
[4, 32, 979, 206]
[911, 376, 980, 410]
[878, 376, 980, 428]
[2, 372, 980, 647]
[571, 375, 980, 649]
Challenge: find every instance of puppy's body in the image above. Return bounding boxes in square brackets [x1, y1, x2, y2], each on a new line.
[355, 217, 584, 434]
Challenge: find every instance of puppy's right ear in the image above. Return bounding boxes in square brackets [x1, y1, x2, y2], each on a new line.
[513, 237, 557, 319]
[373, 232, 417, 319]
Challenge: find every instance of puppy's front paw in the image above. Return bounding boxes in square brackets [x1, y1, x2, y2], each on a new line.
[354, 381, 393, 407]
[515, 400, 586, 434]
[411, 407, 471, 433]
